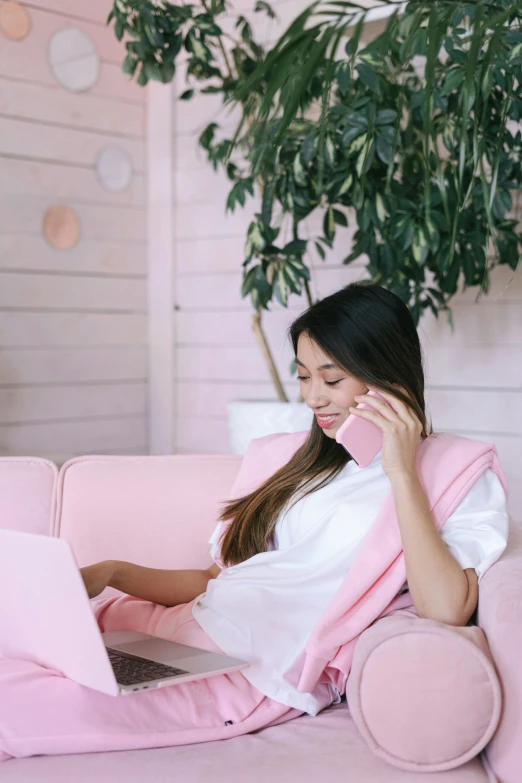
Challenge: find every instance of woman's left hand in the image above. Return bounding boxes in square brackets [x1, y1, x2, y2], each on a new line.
[349, 385, 423, 479]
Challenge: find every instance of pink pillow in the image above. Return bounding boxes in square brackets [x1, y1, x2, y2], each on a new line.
[346, 612, 502, 772]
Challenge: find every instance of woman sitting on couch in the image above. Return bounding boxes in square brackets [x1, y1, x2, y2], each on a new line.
[0, 282, 509, 762]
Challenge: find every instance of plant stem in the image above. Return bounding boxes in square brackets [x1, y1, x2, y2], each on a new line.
[252, 308, 289, 402]
[303, 278, 313, 308]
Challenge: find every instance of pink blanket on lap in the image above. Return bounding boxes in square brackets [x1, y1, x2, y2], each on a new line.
[0, 595, 300, 761]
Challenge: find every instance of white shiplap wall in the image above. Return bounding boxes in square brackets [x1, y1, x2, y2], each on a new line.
[0, 0, 148, 464]
[172, 0, 522, 523]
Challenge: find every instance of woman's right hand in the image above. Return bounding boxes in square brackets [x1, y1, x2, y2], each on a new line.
[80, 560, 115, 599]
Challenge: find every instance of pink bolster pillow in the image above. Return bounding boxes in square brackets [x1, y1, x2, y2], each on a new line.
[346, 612, 502, 772]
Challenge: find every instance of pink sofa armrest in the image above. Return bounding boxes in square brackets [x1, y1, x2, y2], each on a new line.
[0, 457, 57, 537]
[476, 519, 522, 783]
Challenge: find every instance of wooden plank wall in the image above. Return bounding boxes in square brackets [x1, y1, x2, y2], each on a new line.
[0, 0, 148, 464]
[173, 0, 522, 523]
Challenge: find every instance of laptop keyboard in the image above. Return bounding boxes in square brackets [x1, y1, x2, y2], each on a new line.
[106, 647, 189, 686]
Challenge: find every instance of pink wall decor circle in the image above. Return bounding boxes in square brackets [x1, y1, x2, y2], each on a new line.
[0, 1, 31, 41]
[43, 205, 81, 250]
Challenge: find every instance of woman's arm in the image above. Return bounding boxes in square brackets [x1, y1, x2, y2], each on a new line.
[81, 559, 223, 604]
[106, 561, 221, 607]
[390, 472, 478, 626]
[349, 386, 478, 627]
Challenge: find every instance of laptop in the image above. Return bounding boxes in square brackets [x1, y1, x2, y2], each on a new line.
[0, 529, 250, 696]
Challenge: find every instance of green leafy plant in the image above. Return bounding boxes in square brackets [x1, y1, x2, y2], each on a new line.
[234, 0, 522, 325]
[108, 0, 522, 401]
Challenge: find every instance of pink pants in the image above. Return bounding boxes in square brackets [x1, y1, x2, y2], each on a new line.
[0, 593, 303, 762]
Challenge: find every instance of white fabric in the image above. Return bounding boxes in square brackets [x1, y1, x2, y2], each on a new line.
[192, 448, 509, 716]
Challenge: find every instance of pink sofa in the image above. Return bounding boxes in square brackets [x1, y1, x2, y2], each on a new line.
[1, 453, 521, 783]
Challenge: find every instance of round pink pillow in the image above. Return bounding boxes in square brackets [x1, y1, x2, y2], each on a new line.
[346, 612, 502, 772]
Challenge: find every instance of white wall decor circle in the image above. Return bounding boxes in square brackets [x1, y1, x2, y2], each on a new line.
[48, 27, 100, 92]
[43, 205, 81, 250]
[0, 1, 31, 40]
[95, 146, 134, 192]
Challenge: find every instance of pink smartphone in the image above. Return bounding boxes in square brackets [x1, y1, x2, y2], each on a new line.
[335, 389, 389, 467]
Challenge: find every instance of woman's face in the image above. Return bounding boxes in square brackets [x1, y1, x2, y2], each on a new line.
[296, 333, 368, 438]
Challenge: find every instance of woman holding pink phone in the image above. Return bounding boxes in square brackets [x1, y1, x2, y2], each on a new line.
[0, 282, 510, 762]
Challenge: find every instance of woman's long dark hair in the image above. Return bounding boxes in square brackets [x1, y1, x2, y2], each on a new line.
[218, 282, 434, 567]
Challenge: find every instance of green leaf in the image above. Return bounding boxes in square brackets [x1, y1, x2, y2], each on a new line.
[315, 241, 326, 260]
[425, 218, 440, 252]
[160, 61, 175, 83]
[261, 183, 275, 229]
[199, 122, 217, 150]
[241, 266, 257, 296]
[345, 13, 365, 56]
[348, 133, 367, 155]
[375, 193, 388, 223]
[392, 215, 412, 239]
[179, 88, 194, 100]
[144, 61, 164, 82]
[342, 126, 364, 150]
[274, 268, 289, 306]
[293, 154, 307, 185]
[412, 226, 429, 264]
[358, 50, 383, 68]
[376, 131, 393, 165]
[333, 208, 348, 227]
[114, 18, 125, 41]
[302, 132, 318, 165]
[190, 35, 208, 60]
[122, 54, 138, 76]
[445, 257, 461, 294]
[324, 135, 335, 167]
[287, 256, 310, 279]
[356, 139, 374, 177]
[255, 0, 276, 19]
[358, 198, 371, 231]
[282, 239, 307, 255]
[245, 221, 266, 259]
[356, 62, 380, 95]
[226, 183, 242, 212]
[136, 66, 149, 87]
[323, 205, 335, 240]
[345, 113, 368, 128]
[337, 61, 350, 96]
[338, 173, 353, 196]
[441, 66, 465, 95]
[376, 109, 397, 125]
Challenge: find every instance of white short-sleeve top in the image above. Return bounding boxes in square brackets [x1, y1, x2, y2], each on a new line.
[191, 447, 510, 717]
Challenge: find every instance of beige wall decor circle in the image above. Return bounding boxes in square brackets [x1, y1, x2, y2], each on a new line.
[48, 26, 100, 92]
[95, 146, 134, 192]
[0, 1, 31, 40]
[43, 205, 81, 250]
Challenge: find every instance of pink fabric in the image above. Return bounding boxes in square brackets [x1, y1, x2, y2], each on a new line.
[55, 455, 242, 570]
[0, 594, 302, 762]
[222, 430, 509, 696]
[346, 608, 502, 771]
[476, 521, 522, 783]
[0, 458, 57, 537]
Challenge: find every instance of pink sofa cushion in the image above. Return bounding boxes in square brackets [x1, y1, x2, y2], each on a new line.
[0, 457, 57, 537]
[56, 455, 242, 570]
[346, 611, 502, 772]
